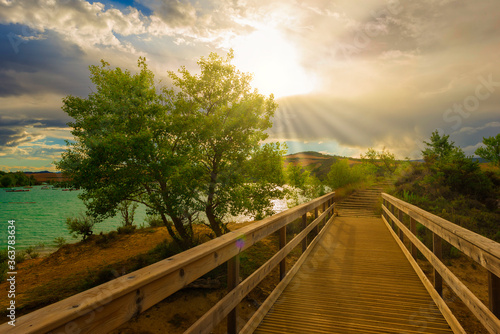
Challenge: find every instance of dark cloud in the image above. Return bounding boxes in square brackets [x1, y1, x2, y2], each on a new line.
[138, 0, 196, 27]
[0, 24, 89, 97]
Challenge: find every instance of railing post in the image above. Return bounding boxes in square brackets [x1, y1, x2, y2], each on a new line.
[398, 208, 404, 242]
[227, 254, 240, 334]
[315, 207, 319, 235]
[322, 202, 326, 228]
[410, 217, 417, 259]
[489, 272, 500, 317]
[433, 233, 443, 296]
[302, 213, 307, 252]
[382, 198, 385, 219]
[389, 203, 395, 230]
[279, 226, 286, 280]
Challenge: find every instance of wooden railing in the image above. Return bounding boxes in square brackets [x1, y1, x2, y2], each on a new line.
[2, 192, 336, 334]
[382, 193, 500, 334]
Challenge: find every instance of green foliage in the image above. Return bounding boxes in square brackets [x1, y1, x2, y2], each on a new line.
[0, 175, 12, 188]
[475, 133, 500, 167]
[422, 130, 455, 161]
[327, 159, 352, 189]
[360, 148, 397, 175]
[393, 130, 499, 244]
[53, 237, 67, 248]
[117, 225, 136, 234]
[57, 52, 285, 249]
[285, 164, 310, 189]
[168, 51, 283, 236]
[66, 214, 96, 241]
[146, 215, 163, 228]
[0, 172, 35, 188]
[25, 246, 40, 259]
[326, 159, 374, 189]
[95, 231, 118, 248]
[118, 200, 138, 227]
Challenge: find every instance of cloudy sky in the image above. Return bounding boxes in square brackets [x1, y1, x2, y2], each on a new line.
[0, 0, 499, 171]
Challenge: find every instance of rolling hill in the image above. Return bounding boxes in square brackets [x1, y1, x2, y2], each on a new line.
[284, 151, 362, 181]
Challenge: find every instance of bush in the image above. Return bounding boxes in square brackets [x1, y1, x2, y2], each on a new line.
[66, 214, 96, 241]
[151, 240, 183, 259]
[54, 237, 67, 248]
[95, 231, 118, 248]
[327, 160, 374, 189]
[117, 224, 136, 234]
[146, 215, 164, 228]
[25, 246, 39, 259]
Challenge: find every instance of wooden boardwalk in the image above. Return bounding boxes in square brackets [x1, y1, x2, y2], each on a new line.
[254, 216, 454, 333]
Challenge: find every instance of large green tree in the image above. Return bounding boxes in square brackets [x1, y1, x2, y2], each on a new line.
[168, 51, 283, 236]
[57, 52, 284, 247]
[57, 58, 201, 249]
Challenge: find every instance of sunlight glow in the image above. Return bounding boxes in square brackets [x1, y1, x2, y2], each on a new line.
[231, 26, 317, 98]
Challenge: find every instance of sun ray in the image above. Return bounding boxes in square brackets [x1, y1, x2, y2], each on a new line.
[230, 25, 317, 98]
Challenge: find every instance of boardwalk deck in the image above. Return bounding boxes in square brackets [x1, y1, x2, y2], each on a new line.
[254, 216, 454, 334]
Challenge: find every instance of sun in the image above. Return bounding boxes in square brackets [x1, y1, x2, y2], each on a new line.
[231, 26, 317, 98]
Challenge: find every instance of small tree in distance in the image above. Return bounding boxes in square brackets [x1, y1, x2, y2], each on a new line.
[66, 214, 96, 241]
[475, 133, 500, 167]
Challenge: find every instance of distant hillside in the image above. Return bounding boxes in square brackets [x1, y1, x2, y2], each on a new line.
[284, 151, 361, 181]
[24, 172, 71, 183]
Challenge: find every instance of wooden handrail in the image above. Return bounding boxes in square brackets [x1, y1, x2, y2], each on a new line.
[185, 202, 335, 334]
[2, 192, 335, 334]
[381, 193, 500, 334]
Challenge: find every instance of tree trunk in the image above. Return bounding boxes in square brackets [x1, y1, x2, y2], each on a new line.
[206, 205, 223, 237]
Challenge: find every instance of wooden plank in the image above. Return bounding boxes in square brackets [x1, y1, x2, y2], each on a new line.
[0, 192, 335, 334]
[185, 204, 335, 334]
[255, 216, 455, 334]
[382, 193, 500, 278]
[381, 215, 465, 334]
[240, 212, 337, 334]
[382, 205, 500, 334]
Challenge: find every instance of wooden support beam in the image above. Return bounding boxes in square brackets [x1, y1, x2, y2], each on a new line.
[227, 255, 240, 334]
[489, 272, 500, 318]
[433, 233, 443, 296]
[398, 208, 404, 242]
[410, 217, 417, 259]
[302, 214, 307, 252]
[314, 207, 319, 235]
[279, 226, 286, 281]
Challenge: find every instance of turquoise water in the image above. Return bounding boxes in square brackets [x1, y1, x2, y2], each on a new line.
[0, 186, 148, 250]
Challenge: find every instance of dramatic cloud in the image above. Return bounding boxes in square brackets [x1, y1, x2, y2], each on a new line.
[0, 0, 499, 170]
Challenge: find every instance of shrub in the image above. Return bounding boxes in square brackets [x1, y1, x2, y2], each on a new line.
[25, 246, 39, 259]
[95, 231, 118, 248]
[151, 240, 183, 260]
[117, 224, 136, 234]
[66, 214, 96, 241]
[146, 215, 164, 228]
[54, 237, 67, 248]
[327, 160, 374, 189]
